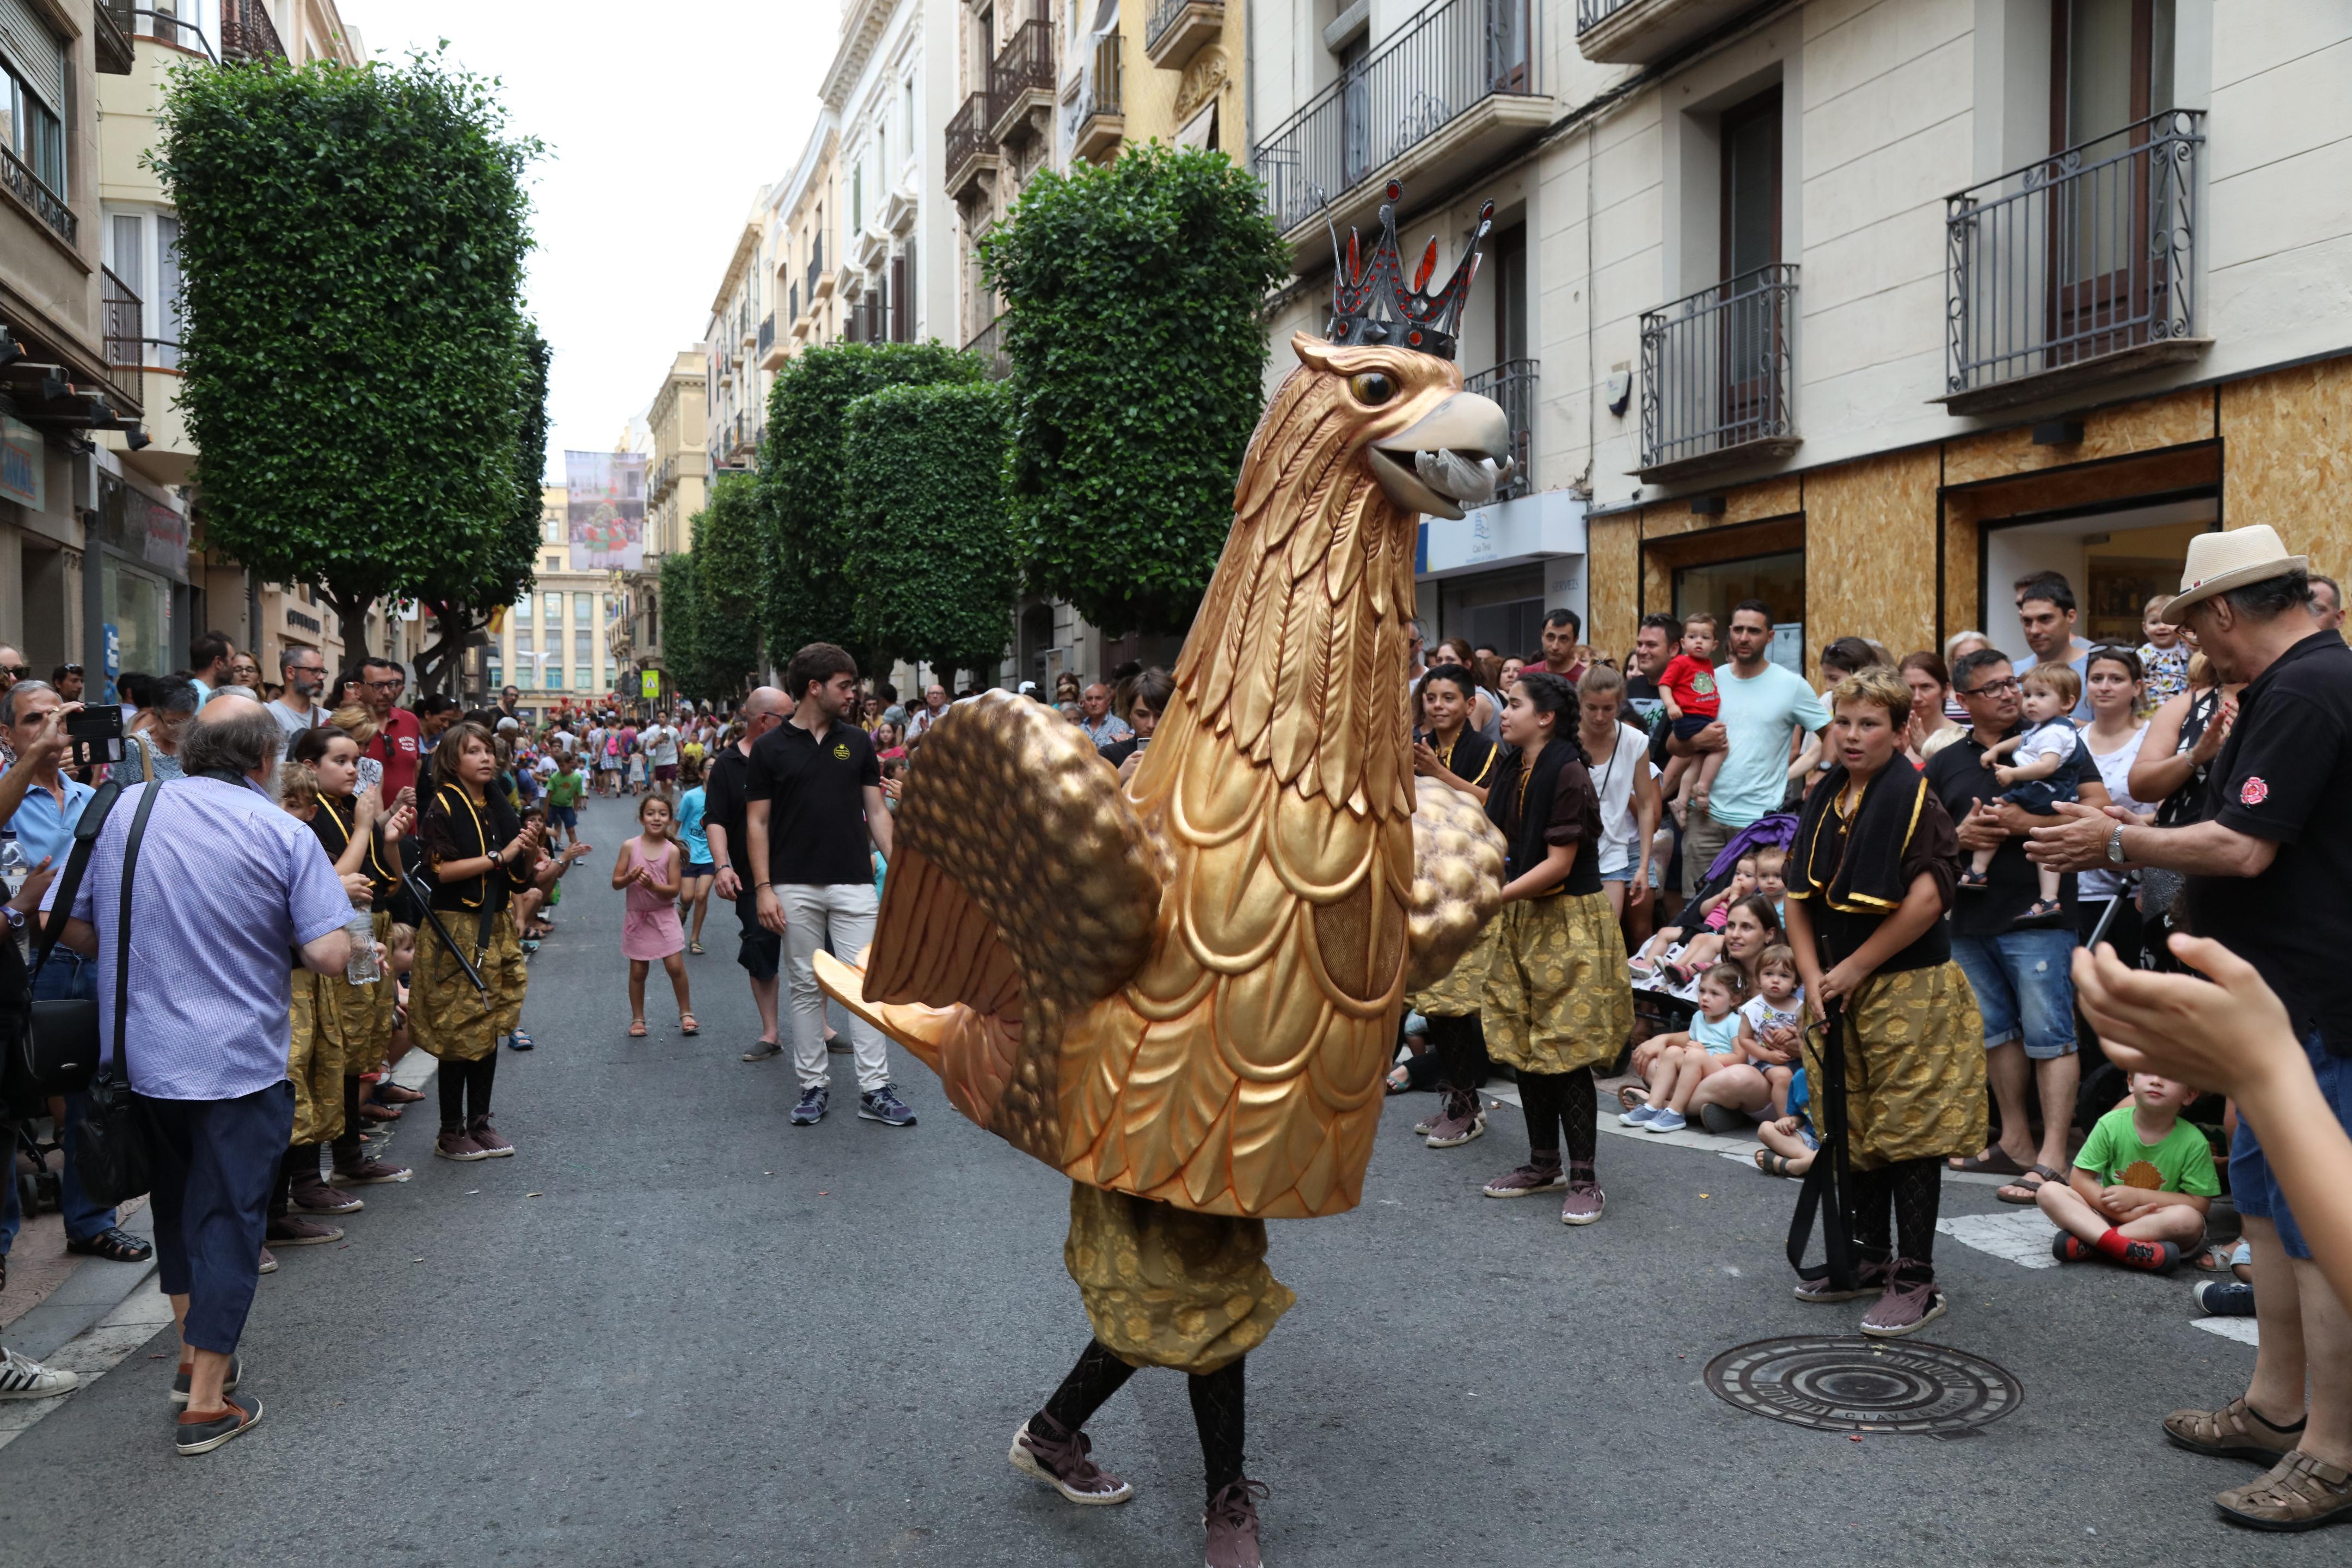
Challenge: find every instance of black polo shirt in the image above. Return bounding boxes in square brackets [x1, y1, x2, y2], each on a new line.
[701, 740, 757, 872]
[746, 719, 882, 887]
[2186, 630, 2352, 1054]
[1925, 726, 2078, 938]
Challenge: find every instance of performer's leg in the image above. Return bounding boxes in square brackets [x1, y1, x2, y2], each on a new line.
[1187, 1355, 1246, 1496]
[1559, 1067, 1597, 1165]
[1848, 1164, 1894, 1255]
[1038, 1339, 1139, 1435]
[1518, 1070, 1565, 1165]
[1889, 1156, 1942, 1267]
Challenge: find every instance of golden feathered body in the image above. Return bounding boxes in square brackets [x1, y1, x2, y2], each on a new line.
[816, 333, 1507, 1218]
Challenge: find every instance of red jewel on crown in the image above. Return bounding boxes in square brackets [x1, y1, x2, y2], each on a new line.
[1323, 180, 1493, 364]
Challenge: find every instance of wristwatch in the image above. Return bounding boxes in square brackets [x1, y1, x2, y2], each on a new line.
[2105, 823, 2128, 865]
[1, 904, 24, 933]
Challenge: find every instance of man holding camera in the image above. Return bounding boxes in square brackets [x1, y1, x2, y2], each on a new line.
[0, 682, 152, 1288]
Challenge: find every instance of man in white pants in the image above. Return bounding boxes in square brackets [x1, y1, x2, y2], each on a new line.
[745, 643, 915, 1129]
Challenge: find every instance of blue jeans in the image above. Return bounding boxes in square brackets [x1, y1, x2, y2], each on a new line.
[0, 950, 120, 1254]
[1950, 927, 2078, 1059]
[146, 1082, 293, 1353]
[2231, 1028, 2351, 1262]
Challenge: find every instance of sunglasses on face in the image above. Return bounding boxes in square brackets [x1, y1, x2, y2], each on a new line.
[57, 664, 82, 676]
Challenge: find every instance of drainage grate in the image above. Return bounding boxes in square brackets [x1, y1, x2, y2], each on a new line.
[1704, 1336, 2022, 1437]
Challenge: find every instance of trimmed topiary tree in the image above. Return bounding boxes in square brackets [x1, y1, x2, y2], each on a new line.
[982, 143, 1286, 638]
[152, 50, 541, 656]
[755, 341, 983, 664]
[658, 547, 704, 702]
[688, 473, 764, 700]
[414, 323, 547, 696]
[840, 382, 1015, 687]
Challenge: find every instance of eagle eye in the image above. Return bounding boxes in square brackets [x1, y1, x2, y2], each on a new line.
[1350, 371, 1396, 406]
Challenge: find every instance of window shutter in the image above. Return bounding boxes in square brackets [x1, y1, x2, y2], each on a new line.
[890, 252, 908, 342]
[0, 0, 68, 115]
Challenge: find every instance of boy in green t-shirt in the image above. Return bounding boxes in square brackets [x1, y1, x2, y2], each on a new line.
[545, 755, 585, 848]
[2039, 1072, 2218, 1273]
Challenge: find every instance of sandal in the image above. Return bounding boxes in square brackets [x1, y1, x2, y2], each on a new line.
[1617, 1083, 1651, 1113]
[628, 1021, 647, 1038]
[2023, 899, 2063, 921]
[681, 1014, 699, 1037]
[1957, 869, 1989, 890]
[1995, 1163, 2063, 1204]
[65, 1226, 154, 1263]
[688, 941, 706, 955]
[1384, 1063, 1411, 1094]
[1949, 1146, 2029, 1177]
[378, 1082, 425, 1105]
[1754, 1149, 1800, 1178]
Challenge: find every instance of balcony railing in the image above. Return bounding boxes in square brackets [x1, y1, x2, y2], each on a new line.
[963, 316, 1009, 381]
[946, 90, 993, 176]
[1639, 265, 1798, 477]
[101, 267, 145, 408]
[220, 0, 283, 61]
[96, 0, 137, 72]
[1074, 33, 1124, 161]
[1147, 0, 1225, 67]
[990, 19, 1056, 142]
[1253, 0, 1538, 235]
[756, 314, 775, 355]
[1575, 0, 1627, 26]
[1462, 357, 1536, 500]
[1943, 109, 2204, 411]
[2, 142, 74, 243]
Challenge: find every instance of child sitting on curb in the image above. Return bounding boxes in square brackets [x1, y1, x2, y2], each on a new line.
[1754, 1066, 1817, 1179]
[2038, 1071, 2216, 1273]
[1620, 965, 1746, 1134]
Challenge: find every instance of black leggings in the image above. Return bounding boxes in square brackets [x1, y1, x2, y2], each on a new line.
[437, 1053, 498, 1128]
[1423, 1013, 1487, 1095]
[1848, 1157, 1942, 1267]
[1516, 1067, 1597, 1166]
[1037, 1338, 1248, 1497]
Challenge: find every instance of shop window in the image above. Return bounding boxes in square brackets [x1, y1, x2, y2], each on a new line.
[1673, 549, 1806, 675]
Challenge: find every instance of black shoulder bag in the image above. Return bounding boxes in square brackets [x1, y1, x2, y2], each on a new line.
[73, 781, 164, 1208]
[5, 780, 122, 1094]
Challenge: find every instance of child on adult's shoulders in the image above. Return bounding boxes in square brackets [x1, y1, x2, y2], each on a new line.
[1961, 661, 2085, 919]
[2038, 1070, 2216, 1273]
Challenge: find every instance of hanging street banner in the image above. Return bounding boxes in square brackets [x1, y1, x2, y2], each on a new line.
[564, 450, 647, 571]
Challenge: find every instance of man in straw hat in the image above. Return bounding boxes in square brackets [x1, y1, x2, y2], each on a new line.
[2032, 524, 2352, 1532]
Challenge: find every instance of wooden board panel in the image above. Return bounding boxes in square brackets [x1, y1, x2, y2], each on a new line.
[1640, 475, 1804, 538]
[1943, 505, 1979, 646]
[2220, 357, 2352, 580]
[1585, 511, 1641, 658]
[1943, 387, 2214, 487]
[1803, 449, 1940, 671]
[1947, 444, 2219, 526]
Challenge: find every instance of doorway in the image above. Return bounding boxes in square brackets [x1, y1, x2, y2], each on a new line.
[1673, 548, 1805, 676]
[1981, 496, 2213, 660]
[2047, 0, 2177, 364]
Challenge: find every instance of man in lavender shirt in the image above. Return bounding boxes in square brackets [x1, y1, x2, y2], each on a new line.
[57, 695, 358, 1455]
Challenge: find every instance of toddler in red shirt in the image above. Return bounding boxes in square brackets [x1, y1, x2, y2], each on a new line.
[1658, 614, 1724, 824]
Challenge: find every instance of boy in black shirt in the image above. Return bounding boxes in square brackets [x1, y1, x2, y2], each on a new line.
[746, 644, 915, 1129]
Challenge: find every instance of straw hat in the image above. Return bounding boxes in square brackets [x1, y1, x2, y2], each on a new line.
[2162, 524, 2308, 621]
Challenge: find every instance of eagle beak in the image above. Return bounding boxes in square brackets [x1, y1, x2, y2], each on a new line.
[1366, 393, 1515, 520]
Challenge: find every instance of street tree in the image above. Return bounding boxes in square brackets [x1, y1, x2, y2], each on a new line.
[756, 342, 982, 664]
[840, 382, 1015, 688]
[689, 473, 764, 700]
[982, 143, 1285, 638]
[152, 50, 540, 656]
[658, 548, 705, 703]
[412, 326, 548, 696]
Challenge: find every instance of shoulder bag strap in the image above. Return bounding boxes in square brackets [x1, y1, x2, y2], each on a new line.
[32, 780, 121, 973]
[109, 783, 163, 1076]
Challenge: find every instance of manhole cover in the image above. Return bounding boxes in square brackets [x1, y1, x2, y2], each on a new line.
[1704, 1336, 2022, 1436]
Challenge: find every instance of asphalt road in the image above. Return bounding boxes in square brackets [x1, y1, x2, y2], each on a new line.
[0, 793, 2329, 1565]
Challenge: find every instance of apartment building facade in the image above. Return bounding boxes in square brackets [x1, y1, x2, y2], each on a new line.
[489, 486, 626, 720]
[829, 0, 958, 351]
[611, 350, 709, 691]
[1250, 0, 2352, 672]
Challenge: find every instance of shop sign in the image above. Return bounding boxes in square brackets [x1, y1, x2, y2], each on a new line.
[1, 416, 42, 510]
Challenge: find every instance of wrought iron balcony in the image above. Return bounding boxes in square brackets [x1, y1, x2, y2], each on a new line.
[1462, 357, 1536, 500]
[1073, 34, 1124, 164]
[1638, 265, 1798, 481]
[945, 91, 999, 205]
[2, 144, 75, 244]
[96, 0, 137, 73]
[101, 266, 145, 409]
[1940, 109, 2206, 416]
[1575, 0, 1757, 64]
[989, 19, 1057, 146]
[220, 0, 283, 62]
[1146, 0, 1224, 71]
[1252, 0, 1545, 241]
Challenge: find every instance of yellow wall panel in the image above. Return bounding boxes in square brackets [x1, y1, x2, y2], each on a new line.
[2221, 358, 2352, 580]
[1943, 387, 2214, 487]
[1586, 511, 1641, 658]
[1803, 449, 1939, 670]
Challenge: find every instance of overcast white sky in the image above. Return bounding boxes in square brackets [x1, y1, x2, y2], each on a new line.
[338, 1, 834, 480]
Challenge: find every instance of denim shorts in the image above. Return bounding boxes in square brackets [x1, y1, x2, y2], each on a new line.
[2231, 1027, 2352, 1262]
[1950, 927, 2077, 1059]
[1998, 780, 2071, 814]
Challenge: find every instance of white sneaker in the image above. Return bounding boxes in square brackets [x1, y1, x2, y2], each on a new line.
[0, 1346, 78, 1400]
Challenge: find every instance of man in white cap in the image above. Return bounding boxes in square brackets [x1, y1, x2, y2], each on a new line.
[2031, 524, 2352, 1531]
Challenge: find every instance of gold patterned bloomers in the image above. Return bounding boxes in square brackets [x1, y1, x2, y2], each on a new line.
[814, 334, 1513, 1220]
[1480, 890, 1634, 1076]
[409, 911, 526, 1063]
[316, 909, 396, 1081]
[1802, 961, 1988, 1169]
[1064, 1181, 1296, 1375]
[285, 970, 344, 1146]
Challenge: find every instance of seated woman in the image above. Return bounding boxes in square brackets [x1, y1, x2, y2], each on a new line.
[1625, 895, 1785, 1095]
[1630, 856, 1756, 983]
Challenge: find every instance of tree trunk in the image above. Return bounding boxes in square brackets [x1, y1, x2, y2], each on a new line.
[323, 585, 375, 667]
[412, 603, 481, 697]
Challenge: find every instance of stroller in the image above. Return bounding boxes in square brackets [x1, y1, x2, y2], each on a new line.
[1627, 812, 1798, 1037]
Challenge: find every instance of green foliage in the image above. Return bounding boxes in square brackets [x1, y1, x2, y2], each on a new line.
[840, 383, 1016, 685]
[755, 342, 983, 663]
[688, 474, 765, 700]
[414, 323, 547, 694]
[151, 49, 540, 654]
[982, 143, 1286, 638]
[658, 548, 705, 702]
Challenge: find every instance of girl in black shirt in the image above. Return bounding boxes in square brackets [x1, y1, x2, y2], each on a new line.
[1407, 665, 1504, 1148]
[1475, 672, 1634, 1226]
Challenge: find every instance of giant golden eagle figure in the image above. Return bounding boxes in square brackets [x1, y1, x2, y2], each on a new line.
[817, 182, 1510, 1565]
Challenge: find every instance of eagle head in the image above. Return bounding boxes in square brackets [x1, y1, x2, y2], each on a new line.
[1288, 332, 1514, 522]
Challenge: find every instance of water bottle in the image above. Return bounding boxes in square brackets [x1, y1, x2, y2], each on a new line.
[344, 910, 381, 984]
[0, 833, 24, 901]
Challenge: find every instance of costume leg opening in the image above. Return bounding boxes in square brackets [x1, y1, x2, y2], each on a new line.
[1038, 1338, 1139, 1436]
[1187, 1354, 1246, 1498]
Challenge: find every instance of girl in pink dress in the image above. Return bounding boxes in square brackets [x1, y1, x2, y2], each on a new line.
[613, 794, 695, 1037]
